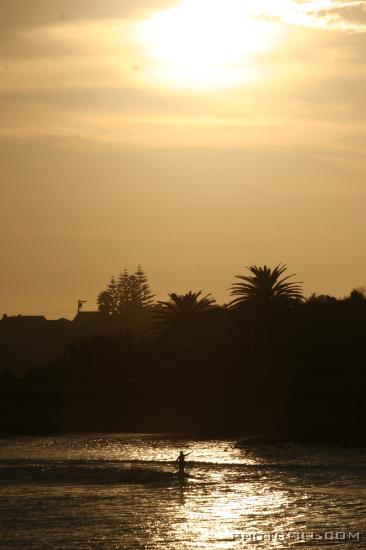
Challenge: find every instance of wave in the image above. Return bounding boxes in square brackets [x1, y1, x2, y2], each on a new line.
[0, 463, 199, 486]
[0, 457, 364, 488]
[0, 458, 366, 470]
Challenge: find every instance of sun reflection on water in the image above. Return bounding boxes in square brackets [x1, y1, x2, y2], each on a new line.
[0, 435, 364, 549]
[163, 479, 292, 549]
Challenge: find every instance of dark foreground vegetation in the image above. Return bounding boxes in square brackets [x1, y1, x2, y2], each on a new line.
[1, 265, 365, 443]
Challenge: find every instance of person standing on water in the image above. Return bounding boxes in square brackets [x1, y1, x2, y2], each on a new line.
[176, 451, 192, 474]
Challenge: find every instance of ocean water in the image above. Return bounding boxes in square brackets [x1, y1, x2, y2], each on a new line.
[0, 435, 364, 549]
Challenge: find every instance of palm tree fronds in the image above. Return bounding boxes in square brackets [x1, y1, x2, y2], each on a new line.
[150, 291, 215, 338]
[229, 264, 303, 308]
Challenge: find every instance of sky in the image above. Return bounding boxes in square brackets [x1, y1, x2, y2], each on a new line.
[1, 0, 366, 318]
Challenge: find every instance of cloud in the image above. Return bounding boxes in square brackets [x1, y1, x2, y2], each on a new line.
[254, 0, 366, 32]
[315, 2, 366, 27]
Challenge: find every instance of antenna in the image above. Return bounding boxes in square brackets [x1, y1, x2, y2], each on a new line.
[77, 300, 87, 313]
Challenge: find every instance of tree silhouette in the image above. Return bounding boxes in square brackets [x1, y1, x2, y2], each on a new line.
[229, 264, 303, 308]
[117, 269, 132, 310]
[97, 266, 155, 315]
[349, 288, 366, 303]
[97, 290, 113, 315]
[107, 276, 119, 314]
[134, 265, 155, 307]
[152, 291, 215, 335]
[97, 277, 119, 315]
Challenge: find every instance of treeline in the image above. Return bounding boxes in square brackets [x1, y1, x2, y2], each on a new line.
[0, 264, 365, 443]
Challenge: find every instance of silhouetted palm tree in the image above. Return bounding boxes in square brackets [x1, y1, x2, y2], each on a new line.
[229, 264, 303, 308]
[152, 291, 215, 336]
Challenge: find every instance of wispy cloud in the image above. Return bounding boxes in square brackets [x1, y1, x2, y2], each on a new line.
[315, 2, 366, 26]
[254, 0, 366, 32]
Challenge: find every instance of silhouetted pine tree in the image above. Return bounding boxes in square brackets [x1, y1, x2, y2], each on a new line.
[97, 277, 119, 315]
[107, 277, 119, 314]
[134, 265, 155, 307]
[97, 290, 113, 315]
[97, 266, 155, 315]
[117, 269, 132, 311]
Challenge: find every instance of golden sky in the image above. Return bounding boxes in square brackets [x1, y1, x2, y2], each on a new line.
[1, 0, 366, 317]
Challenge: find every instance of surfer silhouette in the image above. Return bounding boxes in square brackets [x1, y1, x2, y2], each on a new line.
[176, 451, 192, 474]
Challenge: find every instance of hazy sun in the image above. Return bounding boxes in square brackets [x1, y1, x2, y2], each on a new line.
[136, 0, 275, 89]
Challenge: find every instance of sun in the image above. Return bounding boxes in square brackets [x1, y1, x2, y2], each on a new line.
[135, 0, 275, 90]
